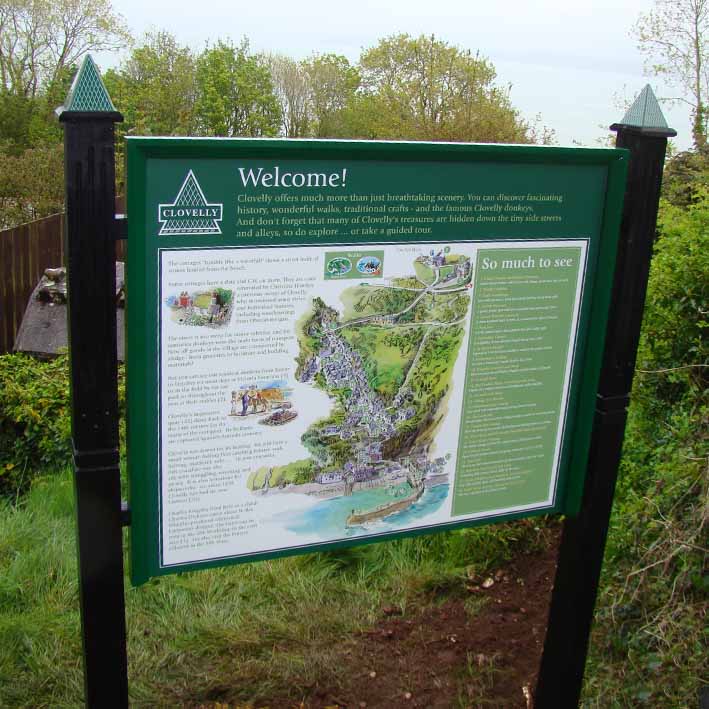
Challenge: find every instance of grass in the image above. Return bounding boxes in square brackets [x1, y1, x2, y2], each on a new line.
[0, 474, 82, 707]
[455, 651, 502, 708]
[0, 469, 547, 707]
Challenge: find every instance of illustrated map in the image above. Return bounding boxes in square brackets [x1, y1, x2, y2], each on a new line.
[247, 249, 473, 528]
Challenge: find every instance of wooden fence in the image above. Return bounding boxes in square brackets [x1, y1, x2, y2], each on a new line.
[0, 211, 126, 355]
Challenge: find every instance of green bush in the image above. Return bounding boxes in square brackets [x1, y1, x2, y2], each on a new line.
[0, 354, 125, 497]
[0, 354, 71, 495]
[0, 353, 126, 497]
[635, 189, 709, 410]
[583, 184, 708, 706]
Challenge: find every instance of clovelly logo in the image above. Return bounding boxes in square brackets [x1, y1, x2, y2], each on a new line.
[158, 170, 223, 235]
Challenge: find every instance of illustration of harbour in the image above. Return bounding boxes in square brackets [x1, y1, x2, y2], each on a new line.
[280, 482, 450, 539]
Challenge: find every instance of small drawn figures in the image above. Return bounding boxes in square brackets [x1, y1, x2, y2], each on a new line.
[229, 381, 294, 421]
[228, 388, 256, 416]
[262, 467, 273, 492]
[229, 387, 269, 416]
[209, 291, 221, 323]
[256, 390, 268, 412]
[245, 387, 268, 413]
[179, 291, 190, 309]
[247, 386, 258, 413]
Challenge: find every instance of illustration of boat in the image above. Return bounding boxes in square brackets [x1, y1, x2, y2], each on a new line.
[259, 409, 298, 426]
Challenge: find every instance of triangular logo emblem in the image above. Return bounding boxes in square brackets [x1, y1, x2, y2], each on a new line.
[158, 171, 223, 236]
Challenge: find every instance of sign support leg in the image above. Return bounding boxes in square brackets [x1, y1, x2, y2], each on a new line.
[59, 58, 128, 708]
[534, 97, 676, 707]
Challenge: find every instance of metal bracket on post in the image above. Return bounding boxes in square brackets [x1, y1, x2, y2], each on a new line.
[115, 214, 128, 241]
[58, 55, 129, 708]
[120, 501, 131, 527]
[534, 85, 676, 708]
[595, 392, 630, 416]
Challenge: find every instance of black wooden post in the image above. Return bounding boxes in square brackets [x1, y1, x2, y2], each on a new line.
[535, 86, 676, 707]
[58, 56, 129, 707]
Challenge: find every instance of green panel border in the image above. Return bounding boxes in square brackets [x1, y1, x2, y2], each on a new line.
[126, 138, 627, 585]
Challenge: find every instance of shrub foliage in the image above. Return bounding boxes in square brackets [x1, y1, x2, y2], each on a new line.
[0, 353, 126, 496]
[0, 354, 71, 495]
[583, 183, 708, 705]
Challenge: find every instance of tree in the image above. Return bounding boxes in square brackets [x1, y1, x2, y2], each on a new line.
[0, 0, 129, 213]
[0, 61, 72, 226]
[0, 92, 36, 150]
[634, 0, 709, 148]
[352, 34, 530, 143]
[661, 148, 709, 205]
[303, 54, 360, 137]
[104, 31, 198, 137]
[267, 54, 310, 137]
[194, 40, 281, 137]
[0, 142, 63, 228]
[0, 0, 130, 99]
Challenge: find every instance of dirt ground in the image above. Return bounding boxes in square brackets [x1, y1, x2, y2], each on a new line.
[246, 536, 559, 709]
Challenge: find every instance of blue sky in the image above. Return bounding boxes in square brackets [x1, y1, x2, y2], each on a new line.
[96, 0, 691, 150]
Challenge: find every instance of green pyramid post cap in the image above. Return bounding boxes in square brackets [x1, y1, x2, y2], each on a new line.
[56, 55, 122, 120]
[610, 84, 676, 137]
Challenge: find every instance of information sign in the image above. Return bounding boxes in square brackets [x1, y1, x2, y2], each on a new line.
[127, 139, 627, 584]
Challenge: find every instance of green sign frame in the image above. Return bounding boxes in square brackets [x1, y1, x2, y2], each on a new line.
[126, 138, 627, 586]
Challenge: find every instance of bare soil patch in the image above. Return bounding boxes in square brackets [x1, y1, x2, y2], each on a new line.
[308, 539, 556, 708]
[206, 533, 559, 709]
